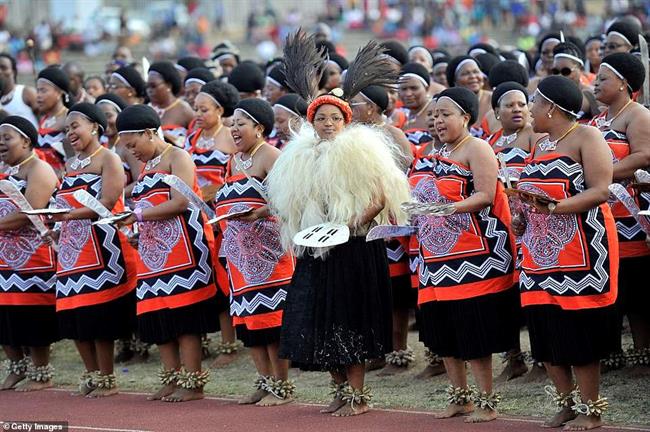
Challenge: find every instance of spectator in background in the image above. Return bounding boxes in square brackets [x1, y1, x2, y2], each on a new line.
[0, 53, 38, 126]
[63, 61, 94, 103]
[84, 75, 106, 100]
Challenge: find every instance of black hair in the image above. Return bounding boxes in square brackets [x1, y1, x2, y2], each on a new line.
[0, 53, 17, 82]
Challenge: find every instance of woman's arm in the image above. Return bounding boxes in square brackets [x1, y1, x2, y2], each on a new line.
[138, 148, 192, 221]
[58, 151, 125, 221]
[123, 148, 144, 199]
[544, 127, 612, 214]
[613, 107, 650, 181]
[453, 140, 497, 213]
[0, 163, 57, 231]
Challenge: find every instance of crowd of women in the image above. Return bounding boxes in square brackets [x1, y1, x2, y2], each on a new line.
[0, 15, 649, 432]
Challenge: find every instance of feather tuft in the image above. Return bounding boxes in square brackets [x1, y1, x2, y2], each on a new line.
[342, 41, 399, 100]
[281, 29, 327, 102]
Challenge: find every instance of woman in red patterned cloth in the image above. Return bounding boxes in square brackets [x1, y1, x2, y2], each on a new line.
[488, 82, 543, 183]
[590, 53, 650, 373]
[95, 92, 146, 364]
[398, 62, 434, 150]
[514, 75, 619, 430]
[36, 66, 72, 177]
[271, 93, 308, 150]
[550, 42, 600, 122]
[446, 56, 493, 139]
[95, 93, 142, 198]
[186, 80, 242, 368]
[116, 105, 219, 403]
[0, 116, 58, 391]
[411, 87, 519, 423]
[182, 67, 216, 116]
[487, 81, 547, 383]
[46, 103, 137, 398]
[107, 65, 146, 106]
[215, 98, 296, 407]
[350, 84, 415, 377]
[146, 61, 195, 147]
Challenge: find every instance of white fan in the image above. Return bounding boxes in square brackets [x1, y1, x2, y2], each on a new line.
[293, 223, 350, 248]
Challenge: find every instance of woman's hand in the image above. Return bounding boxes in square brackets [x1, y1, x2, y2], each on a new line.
[46, 212, 70, 223]
[115, 213, 137, 228]
[230, 207, 267, 222]
[127, 232, 139, 249]
[511, 212, 527, 236]
[41, 229, 60, 245]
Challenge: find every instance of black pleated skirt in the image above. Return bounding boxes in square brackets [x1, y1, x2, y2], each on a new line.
[618, 255, 650, 315]
[392, 274, 417, 309]
[214, 280, 231, 316]
[137, 295, 220, 345]
[237, 325, 281, 347]
[0, 305, 59, 346]
[58, 290, 136, 342]
[279, 237, 393, 371]
[526, 303, 619, 366]
[418, 286, 520, 360]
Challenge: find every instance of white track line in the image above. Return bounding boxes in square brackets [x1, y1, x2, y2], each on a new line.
[45, 388, 650, 431]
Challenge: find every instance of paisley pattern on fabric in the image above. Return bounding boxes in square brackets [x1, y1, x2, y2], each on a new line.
[223, 204, 284, 284]
[412, 178, 471, 255]
[0, 201, 41, 268]
[136, 201, 182, 272]
[518, 183, 577, 267]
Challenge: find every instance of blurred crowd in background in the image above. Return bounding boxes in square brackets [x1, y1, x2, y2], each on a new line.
[1, 0, 650, 77]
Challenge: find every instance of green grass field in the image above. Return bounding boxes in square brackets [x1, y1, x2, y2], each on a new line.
[3, 329, 648, 427]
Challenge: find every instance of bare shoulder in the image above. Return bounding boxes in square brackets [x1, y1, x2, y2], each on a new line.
[100, 147, 122, 164]
[386, 124, 406, 136]
[576, 123, 605, 142]
[262, 142, 281, 160]
[629, 102, 650, 122]
[170, 145, 192, 162]
[468, 136, 493, 151]
[29, 158, 58, 185]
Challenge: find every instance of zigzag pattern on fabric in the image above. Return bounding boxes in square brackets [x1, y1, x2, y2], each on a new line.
[217, 178, 267, 198]
[386, 243, 406, 262]
[56, 174, 126, 296]
[135, 173, 213, 299]
[616, 220, 643, 239]
[522, 158, 586, 191]
[56, 218, 124, 296]
[520, 207, 609, 295]
[37, 132, 66, 155]
[230, 289, 287, 316]
[418, 207, 512, 285]
[0, 272, 56, 293]
[192, 151, 230, 165]
[498, 147, 529, 162]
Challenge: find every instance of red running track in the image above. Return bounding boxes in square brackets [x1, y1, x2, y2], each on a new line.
[0, 389, 647, 432]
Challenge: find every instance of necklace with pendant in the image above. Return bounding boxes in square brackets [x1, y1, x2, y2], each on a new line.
[196, 124, 223, 150]
[594, 99, 633, 130]
[494, 129, 520, 148]
[7, 153, 36, 176]
[70, 146, 103, 170]
[145, 145, 173, 171]
[235, 141, 265, 171]
[149, 99, 181, 119]
[538, 123, 579, 152]
[407, 98, 432, 126]
[42, 106, 67, 129]
[441, 135, 471, 158]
